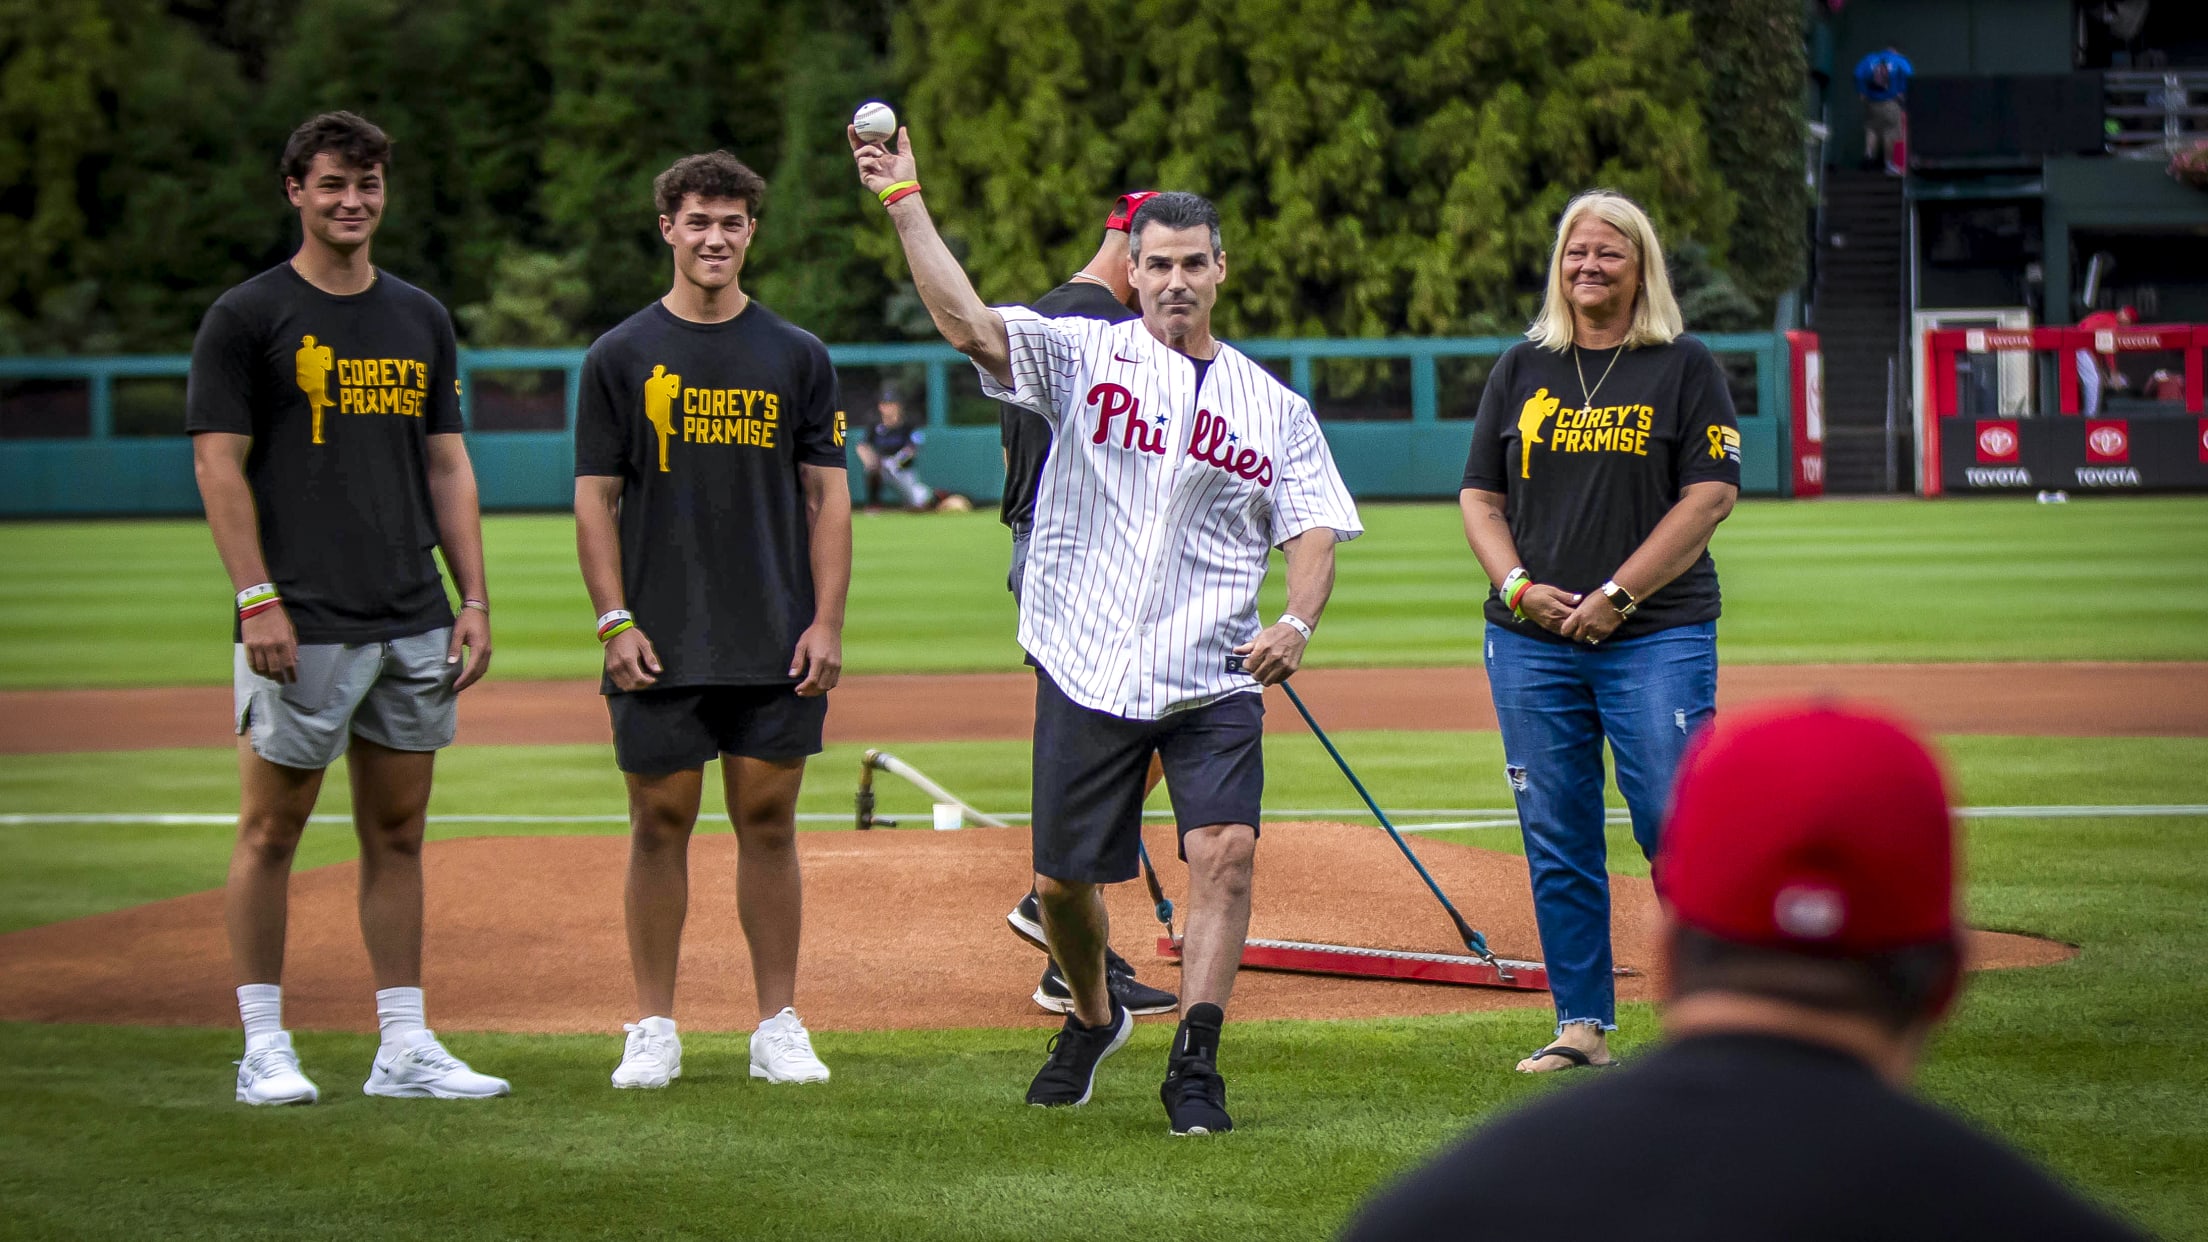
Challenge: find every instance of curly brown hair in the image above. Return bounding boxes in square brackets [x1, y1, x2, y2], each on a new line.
[654, 151, 767, 219]
[281, 112, 391, 185]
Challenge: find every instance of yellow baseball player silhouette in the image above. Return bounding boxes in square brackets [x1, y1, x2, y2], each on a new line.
[295, 335, 335, 445]
[643, 364, 681, 472]
[1517, 387, 1560, 479]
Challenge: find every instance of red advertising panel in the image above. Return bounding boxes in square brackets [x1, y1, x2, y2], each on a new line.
[1786, 331, 1824, 497]
[1974, 420, 2020, 464]
[2085, 419, 2130, 464]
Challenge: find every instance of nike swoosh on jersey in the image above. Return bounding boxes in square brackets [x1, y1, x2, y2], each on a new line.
[1113, 351, 1140, 363]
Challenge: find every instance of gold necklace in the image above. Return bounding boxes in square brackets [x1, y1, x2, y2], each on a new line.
[1573, 341, 1624, 412]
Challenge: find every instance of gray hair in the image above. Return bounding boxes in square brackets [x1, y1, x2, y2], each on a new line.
[1126, 191, 1222, 260]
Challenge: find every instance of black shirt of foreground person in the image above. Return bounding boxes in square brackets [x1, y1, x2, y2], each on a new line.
[1343, 1032, 2148, 1241]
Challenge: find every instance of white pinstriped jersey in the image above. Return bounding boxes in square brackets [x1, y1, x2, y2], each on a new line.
[981, 306, 1362, 721]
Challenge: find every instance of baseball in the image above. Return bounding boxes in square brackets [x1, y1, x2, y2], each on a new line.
[852, 101, 897, 145]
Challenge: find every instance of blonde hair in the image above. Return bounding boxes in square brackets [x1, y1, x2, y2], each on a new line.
[1527, 190, 1684, 352]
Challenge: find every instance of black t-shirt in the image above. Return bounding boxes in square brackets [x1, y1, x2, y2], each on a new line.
[998, 277, 1137, 527]
[1343, 1035, 2148, 1242]
[1461, 337, 1741, 642]
[574, 300, 847, 693]
[185, 263, 462, 644]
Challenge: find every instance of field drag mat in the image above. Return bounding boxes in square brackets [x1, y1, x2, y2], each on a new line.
[0, 822, 2072, 1033]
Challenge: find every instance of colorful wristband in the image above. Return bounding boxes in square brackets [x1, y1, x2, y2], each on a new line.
[236, 583, 279, 612]
[877, 179, 920, 206]
[238, 599, 281, 621]
[1500, 568, 1532, 619]
[596, 610, 634, 643]
[462, 598, 490, 615]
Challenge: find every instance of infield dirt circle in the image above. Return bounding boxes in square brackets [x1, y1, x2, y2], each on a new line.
[0, 663, 2142, 1034]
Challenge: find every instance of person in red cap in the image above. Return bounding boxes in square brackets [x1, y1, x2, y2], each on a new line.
[1342, 701, 2147, 1241]
[997, 190, 1179, 1021]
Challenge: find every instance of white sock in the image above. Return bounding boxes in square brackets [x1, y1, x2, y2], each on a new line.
[237, 983, 283, 1048]
[638, 1015, 676, 1036]
[375, 987, 426, 1048]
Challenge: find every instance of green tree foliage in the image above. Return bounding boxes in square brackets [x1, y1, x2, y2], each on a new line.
[894, 0, 1736, 338]
[1677, 0, 1808, 317]
[3, 0, 1799, 354]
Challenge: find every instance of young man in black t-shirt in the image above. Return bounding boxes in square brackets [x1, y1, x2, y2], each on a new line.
[187, 111, 506, 1106]
[575, 151, 852, 1090]
[994, 192, 1179, 1022]
[1344, 704, 2148, 1242]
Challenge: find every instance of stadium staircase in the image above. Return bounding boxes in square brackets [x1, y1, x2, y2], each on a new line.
[1812, 168, 1909, 493]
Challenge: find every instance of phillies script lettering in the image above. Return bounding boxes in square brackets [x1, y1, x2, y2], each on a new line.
[1086, 382, 1274, 486]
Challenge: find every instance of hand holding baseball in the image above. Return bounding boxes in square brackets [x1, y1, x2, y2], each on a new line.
[848, 121, 916, 197]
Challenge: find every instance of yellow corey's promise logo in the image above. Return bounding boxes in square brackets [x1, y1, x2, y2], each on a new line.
[1516, 388, 1559, 479]
[295, 336, 335, 444]
[1708, 426, 1742, 463]
[644, 365, 681, 472]
[642, 363, 783, 469]
[295, 335, 433, 445]
[833, 409, 846, 448]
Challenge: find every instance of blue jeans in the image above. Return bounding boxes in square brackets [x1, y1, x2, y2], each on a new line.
[1485, 620, 1717, 1032]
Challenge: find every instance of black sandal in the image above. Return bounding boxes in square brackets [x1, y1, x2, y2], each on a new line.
[1517, 1043, 1613, 1073]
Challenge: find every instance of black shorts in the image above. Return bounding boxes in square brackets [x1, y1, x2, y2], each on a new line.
[1030, 669, 1263, 884]
[608, 684, 827, 774]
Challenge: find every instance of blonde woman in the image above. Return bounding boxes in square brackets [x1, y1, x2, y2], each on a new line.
[1460, 191, 1741, 1073]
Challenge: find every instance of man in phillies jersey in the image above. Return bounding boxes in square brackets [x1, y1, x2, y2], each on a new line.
[997, 191, 1180, 1024]
[188, 111, 506, 1106]
[853, 128, 1361, 1135]
[576, 151, 851, 1091]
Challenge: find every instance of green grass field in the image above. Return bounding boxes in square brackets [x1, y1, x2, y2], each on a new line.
[5, 497, 2207, 688]
[3, 499, 2207, 1239]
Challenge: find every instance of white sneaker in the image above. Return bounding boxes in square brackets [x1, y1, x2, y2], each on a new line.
[363, 1029, 511, 1099]
[612, 1017, 682, 1089]
[235, 1031, 319, 1106]
[749, 1007, 830, 1084]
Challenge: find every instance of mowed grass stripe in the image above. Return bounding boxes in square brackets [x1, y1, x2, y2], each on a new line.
[4, 497, 2206, 688]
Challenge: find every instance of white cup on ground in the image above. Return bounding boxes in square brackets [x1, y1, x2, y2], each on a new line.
[932, 802, 964, 831]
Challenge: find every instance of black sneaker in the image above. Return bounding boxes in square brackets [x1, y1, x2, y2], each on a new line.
[1025, 1004, 1133, 1107]
[1033, 955, 1179, 1016]
[1006, 892, 1048, 952]
[1161, 1053, 1233, 1135]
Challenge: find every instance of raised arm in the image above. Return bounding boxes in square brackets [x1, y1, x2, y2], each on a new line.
[848, 126, 1012, 385]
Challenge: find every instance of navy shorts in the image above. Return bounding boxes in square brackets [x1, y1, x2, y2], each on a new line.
[1030, 669, 1263, 884]
[608, 684, 827, 774]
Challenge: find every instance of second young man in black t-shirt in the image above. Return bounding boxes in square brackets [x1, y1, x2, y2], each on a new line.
[575, 151, 852, 1090]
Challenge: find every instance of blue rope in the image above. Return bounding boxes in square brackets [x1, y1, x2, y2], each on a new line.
[1281, 681, 1496, 963]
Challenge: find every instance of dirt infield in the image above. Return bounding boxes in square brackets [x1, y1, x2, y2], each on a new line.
[2, 661, 2203, 754]
[0, 822, 2071, 1034]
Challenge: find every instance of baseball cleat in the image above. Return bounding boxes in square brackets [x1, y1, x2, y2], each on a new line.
[1161, 1053, 1233, 1135]
[363, 1030, 511, 1099]
[1033, 956, 1180, 1016]
[750, 1008, 830, 1084]
[1006, 892, 1048, 952]
[1025, 1003, 1133, 1107]
[235, 1030, 319, 1106]
[612, 1017, 682, 1089]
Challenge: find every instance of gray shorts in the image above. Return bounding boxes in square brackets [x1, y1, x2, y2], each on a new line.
[234, 627, 458, 769]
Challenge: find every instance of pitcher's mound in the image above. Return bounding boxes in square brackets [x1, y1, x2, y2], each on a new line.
[0, 823, 2072, 1033]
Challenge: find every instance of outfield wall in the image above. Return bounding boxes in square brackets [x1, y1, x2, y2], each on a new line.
[0, 335, 1796, 516]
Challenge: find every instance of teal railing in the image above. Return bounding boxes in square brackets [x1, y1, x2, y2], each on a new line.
[0, 334, 1793, 515]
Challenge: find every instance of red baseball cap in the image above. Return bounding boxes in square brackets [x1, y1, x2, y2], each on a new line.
[1657, 700, 1958, 956]
[1106, 191, 1162, 232]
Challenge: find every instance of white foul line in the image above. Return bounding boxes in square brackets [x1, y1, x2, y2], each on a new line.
[1, 805, 2204, 829]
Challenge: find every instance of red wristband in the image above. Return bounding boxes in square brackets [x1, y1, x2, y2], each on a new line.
[1504, 578, 1533, 612]
[239, 599, 280, 621]
[881, 183, 923, 208]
